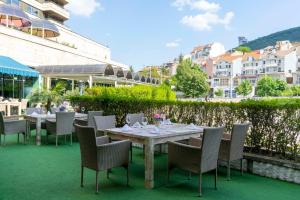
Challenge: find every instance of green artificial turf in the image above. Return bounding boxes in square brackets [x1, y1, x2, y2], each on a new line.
[0, 133, 299, 200]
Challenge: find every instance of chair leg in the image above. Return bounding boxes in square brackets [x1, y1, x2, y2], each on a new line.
[107, 169, 110, 179]
[3, 135, 5, 146]
[199, 173, 202, 197]
[215, 168, 218, 190]
[64, 135, 67, 144]
[96, 171, 99, 193]
[130, 143, 133, 163]
[81, 166, 84, 187]
[126, 166, 129, 186]
[17, 133, 20, 143]
[240, 159, 243, 176]
[167, 167, 171, 183]
[188, 171, 192, 180]
[56, 135, 58, 147]
[227, 161, 231, 181]
[70, 134, 72, 146]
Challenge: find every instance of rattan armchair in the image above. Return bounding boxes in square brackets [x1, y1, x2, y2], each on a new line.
[94, 115, 116, 136]
[168, 127, 224, 196]
[218, 123, 251, 180]
[75, 125, 131, 193]
[45, 112, 75, 146]
[126, 113, 144, 126]
[75, 111, 103, 128]
[0, 112, 27, 145]
[94, 115, 133, 162]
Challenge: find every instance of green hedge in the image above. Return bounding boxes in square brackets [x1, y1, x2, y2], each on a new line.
[70, 96, 300, 161]
[85, 85, 176, 101]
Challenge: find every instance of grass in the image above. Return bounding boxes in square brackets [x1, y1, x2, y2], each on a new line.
[0, 133, 299, 200]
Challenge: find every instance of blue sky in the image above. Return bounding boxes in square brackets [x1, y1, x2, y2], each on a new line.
[66, 0, 300, 70]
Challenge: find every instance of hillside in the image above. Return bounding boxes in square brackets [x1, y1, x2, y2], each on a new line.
[242, 26, 300, 50]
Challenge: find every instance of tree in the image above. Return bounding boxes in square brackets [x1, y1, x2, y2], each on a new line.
[129, 66, 134, 73]
[29, 81, 67, 111]
[174, 59, 210, 98]
[256, 76, 287, 97]
[214, 88, 224, 97]
[235, 46, 252, 54]
[235, 80, 253, 97]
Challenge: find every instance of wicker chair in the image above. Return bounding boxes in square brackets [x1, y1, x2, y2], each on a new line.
[168, 127, 225, 196]
[75, 111, 103, 128]
[94, 115, 133, 162]
[94, 115, 116, 136]
[218, 123, 251, 180]
[45, 112, 75, 146]
[0, 112, 27, 146]
[75, 125, 131, 193]
[126, 113, 144, 126]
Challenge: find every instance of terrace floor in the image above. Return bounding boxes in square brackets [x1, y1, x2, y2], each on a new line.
[0, 134, 299, 200]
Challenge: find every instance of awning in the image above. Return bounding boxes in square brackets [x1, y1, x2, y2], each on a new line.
[36, 64, 108, 75]
[0, 56, 39, 77]
[22, 18, 60, 38]
[0, 4, 31, 27]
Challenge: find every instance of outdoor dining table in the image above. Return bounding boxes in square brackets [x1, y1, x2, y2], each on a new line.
[24, 112, 87, 146]
[105, 123, 204, 189]
[0, 101, 22, 116]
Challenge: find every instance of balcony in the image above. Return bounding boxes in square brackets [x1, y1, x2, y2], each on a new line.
[43, 1, 70, 21]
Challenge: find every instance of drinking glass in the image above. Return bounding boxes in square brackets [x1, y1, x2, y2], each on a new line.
[142, 117, 148, 126]
[126, 115, 131, 126]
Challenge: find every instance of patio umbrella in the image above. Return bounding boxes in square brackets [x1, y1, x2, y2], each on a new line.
[0, 4, 31, 27]
[22, 18, 60, 38]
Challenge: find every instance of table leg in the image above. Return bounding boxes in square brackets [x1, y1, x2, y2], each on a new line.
[36, 118, 41, 146]
[18, 103, 22, 116]
[144, 139, 154, 189]
[7, 104, 11, 116]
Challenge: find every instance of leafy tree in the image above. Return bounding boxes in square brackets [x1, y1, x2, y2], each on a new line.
[214, 88, 224, 97]
[235, 46, 252, 54]
[129, 66, 134, 72]
[174, 59, 209, 98]
[235, 80, 253, 97]
[290, 85, 300, 96]
[256, 76, 287, 97]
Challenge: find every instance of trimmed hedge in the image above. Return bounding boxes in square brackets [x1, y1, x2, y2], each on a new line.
[70, 96, 300, 161]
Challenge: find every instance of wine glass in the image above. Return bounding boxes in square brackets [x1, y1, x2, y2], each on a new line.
[142, 117, 148, 126]
[126, 115, 131, 126]
[81, 107, 85, 113]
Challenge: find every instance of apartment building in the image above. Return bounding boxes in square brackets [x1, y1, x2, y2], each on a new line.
[191, 43, 225, 78]
[212, 53, 242, 98]
[259, 41, 298, 83]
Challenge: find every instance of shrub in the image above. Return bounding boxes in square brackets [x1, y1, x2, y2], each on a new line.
[85, 85, 176, 101]
[70, 96, 300, 161]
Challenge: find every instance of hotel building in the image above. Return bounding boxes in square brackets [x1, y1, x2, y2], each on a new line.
[0, 0, 134, 99]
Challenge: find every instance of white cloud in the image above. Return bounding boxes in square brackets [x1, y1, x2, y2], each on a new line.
[166, 39, 181, 48]
[66, 0, 103, 17]
[181, 11, 234, 31]
[166, 42, 179, 48]
[172, 0, 234, 31]
[172, 0, 220, 12]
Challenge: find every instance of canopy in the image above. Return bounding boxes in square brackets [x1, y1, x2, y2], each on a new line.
[0, 4, 31, 27]
[22, 18, 60, 38]
[0, 56, 39, 77]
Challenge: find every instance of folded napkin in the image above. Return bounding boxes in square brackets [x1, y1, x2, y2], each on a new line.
[150, 127, 160, 134]
[186, 123, 198, 130]
[121, 124, 133, 131]
[31, 112, 39, 116]
[132, 122, 142, 128]
[165, 119, 172, 125]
